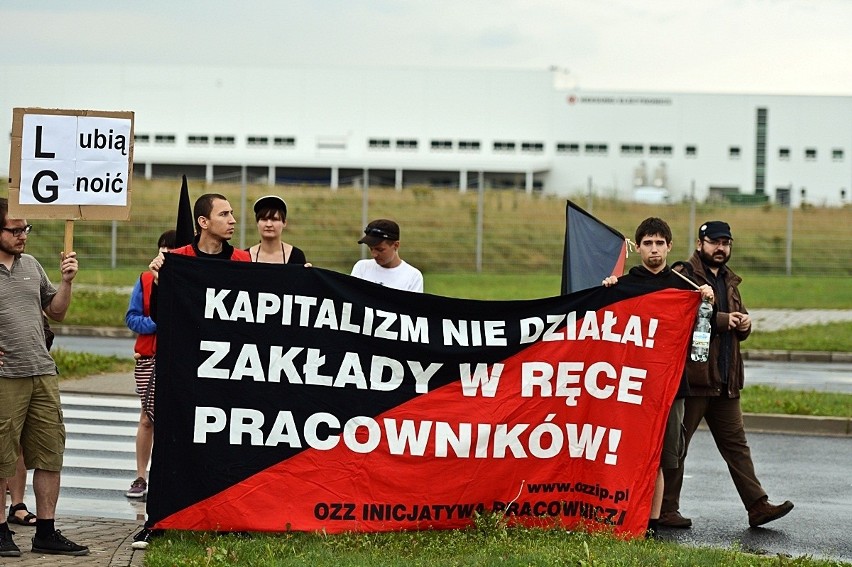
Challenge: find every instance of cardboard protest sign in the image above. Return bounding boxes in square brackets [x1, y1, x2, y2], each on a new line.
[7, 107, 134, 221]
[148, 255, 699, 538]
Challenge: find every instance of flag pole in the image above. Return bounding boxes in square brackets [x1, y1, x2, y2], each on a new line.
[672, 268, 700, 290]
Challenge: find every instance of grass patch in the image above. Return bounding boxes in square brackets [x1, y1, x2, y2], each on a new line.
[425, 273, 562, 299]
[741, 385, 852, 418]
[52, 349, 134, 379]
[745, 322, 852, 352]
[739, 276, 852, 309]
[63, 289, 132, 327]
[143, 520, 847, 567]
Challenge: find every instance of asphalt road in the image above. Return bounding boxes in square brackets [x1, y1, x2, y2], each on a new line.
[659, 429, 852, 562]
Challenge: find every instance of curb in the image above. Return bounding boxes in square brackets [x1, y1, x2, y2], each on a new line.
[743, 350, 852, 363]
[740, 413, 852, 437]
[54, 325, 135, 338]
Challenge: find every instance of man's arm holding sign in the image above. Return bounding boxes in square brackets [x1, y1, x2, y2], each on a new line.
[43, 251, 78, 322]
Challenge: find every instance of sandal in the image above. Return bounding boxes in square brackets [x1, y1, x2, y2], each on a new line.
[7, 503, 37, 526]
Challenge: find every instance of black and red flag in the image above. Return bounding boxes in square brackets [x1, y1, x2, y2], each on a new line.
[561, 201, 628, 294]
[149, 255, 698, 538]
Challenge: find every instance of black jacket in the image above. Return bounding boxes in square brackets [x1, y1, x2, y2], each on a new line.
[617, 264, 700, 398]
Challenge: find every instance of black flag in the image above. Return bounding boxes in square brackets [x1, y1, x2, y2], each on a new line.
[175, 175, 194, 247]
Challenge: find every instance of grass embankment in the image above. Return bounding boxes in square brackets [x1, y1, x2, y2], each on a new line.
[144, 517, 848, 567]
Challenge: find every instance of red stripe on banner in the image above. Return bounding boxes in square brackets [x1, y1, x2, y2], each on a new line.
[154, 288, 697, 538]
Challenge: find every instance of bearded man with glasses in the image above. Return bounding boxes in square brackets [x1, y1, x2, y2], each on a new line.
[0, 198, 89, 557]
[660, 221, 794, 530]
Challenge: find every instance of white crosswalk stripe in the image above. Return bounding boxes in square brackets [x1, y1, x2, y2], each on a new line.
[18, 394, 148, 522]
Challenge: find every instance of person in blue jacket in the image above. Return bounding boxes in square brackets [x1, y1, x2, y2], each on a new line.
[124, 230, 177, 499]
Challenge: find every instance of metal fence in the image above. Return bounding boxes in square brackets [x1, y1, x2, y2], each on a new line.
[10, 176, 852, 278]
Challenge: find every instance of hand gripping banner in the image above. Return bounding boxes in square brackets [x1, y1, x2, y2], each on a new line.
[148, 255, 699, 537]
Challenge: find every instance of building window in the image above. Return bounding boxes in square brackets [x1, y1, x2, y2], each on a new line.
[396, 139, 418, 149]
[729, 146, 741, 159]
[521, 142, 544, 153]
[556, 143, 580, 154]
[493, 141, 516, 152]
[430, 140, 453, 150]
[649, 145, 672, 156]
[134, 134, 150, 144]
[754, 107, 768, 195]
[458, 140, 480, 151]
[247, 136, 269, 146]
[685, 145, 697, 157]
[188, 135, 209, 145]
[620, 144, 643, 155]
[779, 147, 790, 160]
[274, 137, 295, 147]
[368, 138, 390, 149]
[805, 148, 817, 160]
[214, 136, 235, 146]
[832, 148, 844, 161]
[584, 143, 608, 155]
[154, 134, 176, 144]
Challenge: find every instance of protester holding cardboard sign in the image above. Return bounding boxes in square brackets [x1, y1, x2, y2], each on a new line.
[0, 198, 88, 557]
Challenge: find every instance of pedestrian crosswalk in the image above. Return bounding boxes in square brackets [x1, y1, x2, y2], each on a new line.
[18, 394, 148, 522]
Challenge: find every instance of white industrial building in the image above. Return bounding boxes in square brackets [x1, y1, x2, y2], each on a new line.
[2, 65, 850, 206]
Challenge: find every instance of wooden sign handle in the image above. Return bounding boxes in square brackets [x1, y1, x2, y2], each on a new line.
[64, 220, 74, 253]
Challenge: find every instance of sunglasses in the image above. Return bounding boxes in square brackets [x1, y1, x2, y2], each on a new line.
[365, 227, 396, 240]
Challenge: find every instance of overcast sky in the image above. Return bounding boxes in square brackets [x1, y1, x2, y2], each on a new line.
[3, 0, 850, 95]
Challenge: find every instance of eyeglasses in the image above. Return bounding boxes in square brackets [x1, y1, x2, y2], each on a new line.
[1, 225, 33, 237]
[702, 238, 732, 248]
[365, 227, 395, 240]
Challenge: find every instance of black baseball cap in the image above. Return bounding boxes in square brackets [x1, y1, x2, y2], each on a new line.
[699, 221, 733, 240]
[358, 219, 400, 246]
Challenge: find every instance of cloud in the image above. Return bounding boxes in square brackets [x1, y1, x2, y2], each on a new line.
[1, 0, 849, 94]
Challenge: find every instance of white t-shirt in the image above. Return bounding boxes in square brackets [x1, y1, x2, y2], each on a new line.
[350, 259, 424, 292]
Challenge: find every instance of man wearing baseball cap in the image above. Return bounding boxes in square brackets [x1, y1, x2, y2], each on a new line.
[661, 221, 794, 529]
[351, 219, 423, 292]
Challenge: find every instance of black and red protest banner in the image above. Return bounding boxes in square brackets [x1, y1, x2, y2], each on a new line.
[148, 254, 699, 537]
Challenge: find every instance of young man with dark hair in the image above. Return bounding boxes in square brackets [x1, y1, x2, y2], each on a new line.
[0, 198, 89, 557]
[152, 193, 251, 268]
[661, 221, 793, 529]
[138, 194, 250, 549]
[603, 217, 714, 537]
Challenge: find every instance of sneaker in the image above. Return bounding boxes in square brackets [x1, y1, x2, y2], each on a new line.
[659, 510, 692, 528]
[132, 527, 162, 550]
[126, 477, 148, 498]
[0, 529, 21, 557]
[748, 497, 794, 527]
[31, 529, 89, 556]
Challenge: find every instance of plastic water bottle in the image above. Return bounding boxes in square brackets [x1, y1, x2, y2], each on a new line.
[690, 300, 712, 362]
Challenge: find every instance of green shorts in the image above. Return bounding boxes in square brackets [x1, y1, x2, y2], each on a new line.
[660, 398, 685, 470]
[0, 374, 66, 477]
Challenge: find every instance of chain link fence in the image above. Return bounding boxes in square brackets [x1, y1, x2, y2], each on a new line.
[8, 176, 852, 277]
